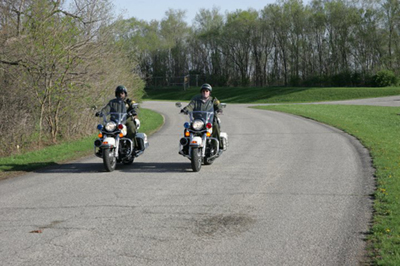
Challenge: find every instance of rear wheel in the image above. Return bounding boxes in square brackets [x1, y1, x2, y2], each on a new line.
[103, 148, 117, 172]
[191, 148, 202, 172]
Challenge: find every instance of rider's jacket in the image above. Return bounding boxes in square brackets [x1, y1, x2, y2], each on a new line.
[183, 95, 222, 113]
[101, 97, 137, 115]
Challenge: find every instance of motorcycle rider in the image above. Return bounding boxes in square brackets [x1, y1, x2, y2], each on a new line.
[96, 85, 139, 147]
[181, 83, 223, 149]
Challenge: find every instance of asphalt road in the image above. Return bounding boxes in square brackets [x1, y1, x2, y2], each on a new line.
[0, 98, 380, 265]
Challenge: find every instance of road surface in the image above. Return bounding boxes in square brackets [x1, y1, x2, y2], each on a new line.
[0, 99, 377, 265]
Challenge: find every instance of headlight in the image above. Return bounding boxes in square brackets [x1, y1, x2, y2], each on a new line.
[192, 119, 204, 130]
[105, 121, 117, 132]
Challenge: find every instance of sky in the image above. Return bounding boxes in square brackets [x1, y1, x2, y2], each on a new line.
[111, 0, 304, 24]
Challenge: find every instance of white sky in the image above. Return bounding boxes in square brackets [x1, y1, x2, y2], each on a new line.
[112, 0, 309, 24]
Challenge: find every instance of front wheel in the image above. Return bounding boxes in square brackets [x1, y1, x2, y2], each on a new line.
[103, 148, 117, 172]
[191, 148, 202, 172]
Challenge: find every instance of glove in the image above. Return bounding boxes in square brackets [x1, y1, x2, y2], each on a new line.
[128, 110, 136, 117]
[95, 111, 101, 117]
[180, 109, 188, 115]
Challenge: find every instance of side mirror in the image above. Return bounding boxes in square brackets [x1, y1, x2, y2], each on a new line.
[221, 103, 227, 108]
[175, 102, 182, 108]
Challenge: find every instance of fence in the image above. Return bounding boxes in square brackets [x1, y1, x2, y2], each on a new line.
[145, 74, 206, 90]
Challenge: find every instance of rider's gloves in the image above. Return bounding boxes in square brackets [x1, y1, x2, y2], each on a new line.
[128, 111, 136, 117]
[95, 111, 102, 117]
[180, 109, 188, 115]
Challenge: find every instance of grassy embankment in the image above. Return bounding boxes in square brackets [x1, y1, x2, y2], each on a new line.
[144, 85, 400, 103]
[0, 108, 164, 180]
[145, 86, 400, 265]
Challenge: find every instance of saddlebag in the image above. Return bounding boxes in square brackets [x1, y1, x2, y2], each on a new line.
[136, 133, 149, 151]
[220, 132, 228, 151]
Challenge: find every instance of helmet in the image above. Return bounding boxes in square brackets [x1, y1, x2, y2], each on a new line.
[115, 85, 127, 97]
[200, 83, 212, 92]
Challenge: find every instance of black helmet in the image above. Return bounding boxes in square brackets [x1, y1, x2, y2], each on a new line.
[200, 83, 212, 92]
[115, 85, 127, 97]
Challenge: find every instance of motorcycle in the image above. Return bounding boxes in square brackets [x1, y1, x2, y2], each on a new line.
[176, 102, 228, 172]
[93, 106, 149, 172]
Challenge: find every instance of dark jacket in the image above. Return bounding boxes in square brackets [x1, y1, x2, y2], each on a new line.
[101, 97, 137, 116]
[183, 95, 222, 113]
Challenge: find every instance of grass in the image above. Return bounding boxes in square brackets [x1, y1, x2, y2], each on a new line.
[0, 108, 164, 180]
[144, 86, 400, 103]
[253, 104, 400, 265]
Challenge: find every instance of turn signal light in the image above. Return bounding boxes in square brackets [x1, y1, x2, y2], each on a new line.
[185, 131, 190, 137]
[206, 132, 211, 137]
[98, 133, 103, 138]
[119, 133, 124, 137]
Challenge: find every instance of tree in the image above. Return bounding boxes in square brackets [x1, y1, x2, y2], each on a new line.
[221, 9, 259, 86]
[0, 0, 144, 156]
[190, 7, 226, 85]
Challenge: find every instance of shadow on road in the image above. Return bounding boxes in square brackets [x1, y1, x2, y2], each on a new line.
[119, 162, 192, 173]
[27, 161, 192, 174]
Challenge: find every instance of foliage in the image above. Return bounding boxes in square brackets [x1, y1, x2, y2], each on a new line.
[253, 104, 400, 265]
[0, 0, 145, 157]
[118, 0, 400, 88]
[373, 69, 399, 87]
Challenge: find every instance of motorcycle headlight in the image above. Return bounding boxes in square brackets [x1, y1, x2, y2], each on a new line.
[192, 119, 204, 130]
[105, 121, 117, 132]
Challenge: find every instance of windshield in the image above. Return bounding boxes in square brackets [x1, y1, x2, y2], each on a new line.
[102, 112, 127, 124]
[189, 110, 214, 124]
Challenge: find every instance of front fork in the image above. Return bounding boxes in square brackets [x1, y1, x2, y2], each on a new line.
[94, 135, 120, 158]
[113, 136, 120, 157]
[180, 133, 220, 159]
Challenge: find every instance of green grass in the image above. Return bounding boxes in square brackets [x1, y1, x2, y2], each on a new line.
[0, 108, 163, 179]
[144, 86, 400, 103]
[254, 104, 400, 265]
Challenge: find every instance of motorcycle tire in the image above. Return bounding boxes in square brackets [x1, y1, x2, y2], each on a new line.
[103, 148, 117, 172]
[191, 148, 202, 172]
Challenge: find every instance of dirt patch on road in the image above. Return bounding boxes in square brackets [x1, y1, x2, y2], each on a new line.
[193, 214, 256, 238]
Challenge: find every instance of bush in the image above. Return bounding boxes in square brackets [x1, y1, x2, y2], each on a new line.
[373, 70, 398, 87]
[331, 71, 353, 87]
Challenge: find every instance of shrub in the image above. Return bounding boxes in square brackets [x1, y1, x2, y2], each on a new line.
[373, 70, 398, 87]
[331, 71, 352, 87]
